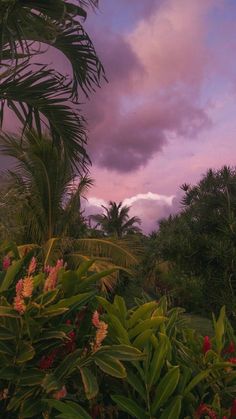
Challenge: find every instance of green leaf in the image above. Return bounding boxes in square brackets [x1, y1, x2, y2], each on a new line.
[16, 342, 35, 363]
[147, 334, 170, 388]
[94, 345, 145, 361]
[133, 329, 154, 349]
[0, 366, 18, 380]
[77, 268, 117, 292]
[126, 369, 146, 400]
[152, 366, 180, 414]
[183, 370, 210, 396]
[42, 373, 61, 393]
[80, 367, 98, 400]
[214, 306, 226, 354]
[111, 395, 147, 419]
[113, 295, 127, 326]
[0, 326, 15, 340]
[77, 259, 95, 278]
[0, 340, 15, 356]
[54, 349, 83, 380]
[46, 400, 91, 419]
[129, 317, 167, 339]
[128, 302, 158, 328]
[159, 396, 182, 419]
[19, 369, 45, 386]
[94, 354, 126, 378]
[61, 270, 79, 295]
[0, 259, 23, 292]
[108, 314, 130, 344]
[47, 292, 93, 310]
[20, 399, 42, 418]
[35, 290, 59, 306]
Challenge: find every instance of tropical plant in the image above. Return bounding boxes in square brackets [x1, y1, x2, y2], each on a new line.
[0, 130, 93, 243]
[0, 0, 104, 167]
[153, 166, 236, 316]
[0, 251, 144, 418]
[90, 201, 142, 238]
[97, 297, 236, 418]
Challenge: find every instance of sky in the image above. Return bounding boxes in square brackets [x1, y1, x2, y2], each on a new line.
[79, 0, 236, 232]
[2, 0, 236, 233]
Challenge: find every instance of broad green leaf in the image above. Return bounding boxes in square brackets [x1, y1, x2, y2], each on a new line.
[77, 268, 117, 292]
[147, 334, 170, 388]
[94, 354, 126, 378]
[126, 369, 146, 400]
[42, 373, 61, 393]
[108, 314, 130, 344]
[96, 296, 119, 317]
[54, 349, 83, 380]
[0, 326, 15, 340]
[46, 292, 93, 310]
[16, 342, 35, 363]
[61, 270, 79, 295]
[159, 396, 182, 419]
[152, 366, 180, 414]
[77, 259, 95, 278]
[0, 259, 23, 292]
[35, 290, 59, 306]
[133, 329, 154, 349]
[94, 344, 145, 361]
[80, 367, 98, 400]
[114, 295, 127, 326]
[35, 330, 67, 341]
[7, 389, 34, 412]
[38, 307, 68, 317]
[128, 301, 158, 328]
[0, 366, 18, 380]
[33, 273, 45, 288]
[46, 400, 91, 419]
[0, 340, 15, 356]
[214, 306, 226, 354]
[129, 317, 167, 339]
[19, 369, 45, 386]
[21, 399, 42, 418]
[111, 395, 147, 419]
[183, 370, 210, 396]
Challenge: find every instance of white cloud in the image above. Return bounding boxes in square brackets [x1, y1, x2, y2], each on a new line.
[123, 192, 174, 207]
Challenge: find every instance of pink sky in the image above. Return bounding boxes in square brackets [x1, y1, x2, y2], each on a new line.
[79, 0, 236, 232]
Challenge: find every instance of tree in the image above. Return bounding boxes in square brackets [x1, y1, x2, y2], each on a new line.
[0, 130, 92, 243]
[91, 201, 142, 238]
[155, 166, 236, 315]
[0, 0, 104, 168]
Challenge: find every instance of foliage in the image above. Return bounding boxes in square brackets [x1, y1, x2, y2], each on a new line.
[90, 201, 142, 238]
[1, 246, 236, 417]
[0, 249, 143, 418]
[0, 131, 92, 243]
[0, 0, 104, 168]
[152, 166, 236, 317]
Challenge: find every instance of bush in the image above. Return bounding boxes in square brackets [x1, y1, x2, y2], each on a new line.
[1, 248, 236, 418]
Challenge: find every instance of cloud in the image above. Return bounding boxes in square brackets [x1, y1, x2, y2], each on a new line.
[84, 0, 214, 173]
[83, 190, 179, 233]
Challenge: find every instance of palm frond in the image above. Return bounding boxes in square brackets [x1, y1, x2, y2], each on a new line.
[0, 64, 89, 168]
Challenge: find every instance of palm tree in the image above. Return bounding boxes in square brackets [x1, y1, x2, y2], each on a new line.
[0, 130, 93, 243]
[91, 201, 142, 238]
[0, 0, 104, 168]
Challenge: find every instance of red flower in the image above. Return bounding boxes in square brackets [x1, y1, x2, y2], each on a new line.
[64, 330, 76, 353]
[229, 358, 236, 364]
[230, 399, 236, 418]
[39, 349, 58, 369]
[203, 336, 211, 355]
[2, 256, 11, 270]
[224, 341, 236, 355]
[53, 385, 67, 400]
[195, 403, 217, 419]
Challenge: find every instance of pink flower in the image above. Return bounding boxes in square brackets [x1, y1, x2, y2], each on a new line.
[39, 349, 58, 370]
[203, 336, 211, 355]
[53, 386, 67, 400]
[13, 295, 26, 314]
[92, 321, 108, 351]
[92, 310, 100, 328]
[22, 277, 33, 298]
[16, 279, 24, 295]
[28, 257, 37, 276]
[2, 256, 11, 270]
[44, 259, 65, 292]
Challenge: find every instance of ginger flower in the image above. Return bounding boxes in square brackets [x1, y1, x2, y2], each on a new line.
[53, 386, 67, 400]
[22, 276, 33, 298]
[92, 310, 100, 328]
[13, 294, 26, 314]
[28, 257, 37, 276]
[44, 259, 64, 292]
[2, 256, 11, 270]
